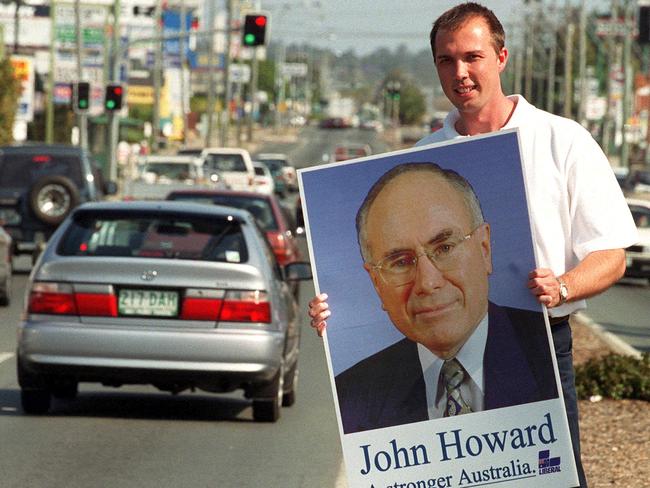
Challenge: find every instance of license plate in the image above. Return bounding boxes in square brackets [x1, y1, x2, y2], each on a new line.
[118, 289, 179, 317]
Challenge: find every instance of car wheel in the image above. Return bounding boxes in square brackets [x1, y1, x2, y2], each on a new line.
[252, 364, 284, 422]
[282, 360, 298, 407]
[21, 388, 51, 414]
[29, 175, 80, 226]
[0, 287, 10, 307]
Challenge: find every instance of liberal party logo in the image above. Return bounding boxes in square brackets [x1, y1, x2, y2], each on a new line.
[538, 450, 561, 475]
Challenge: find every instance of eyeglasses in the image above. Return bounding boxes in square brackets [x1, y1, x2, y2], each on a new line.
[370, 225, 482, 287]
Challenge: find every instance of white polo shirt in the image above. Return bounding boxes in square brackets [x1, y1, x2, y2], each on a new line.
[417, 95, 638, 317]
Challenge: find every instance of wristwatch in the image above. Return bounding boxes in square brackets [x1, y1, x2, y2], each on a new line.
[556, 278, 569, 304]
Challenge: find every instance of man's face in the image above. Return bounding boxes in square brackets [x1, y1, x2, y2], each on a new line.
[363, 171, 492, 359]
[434, 16, 508, 117]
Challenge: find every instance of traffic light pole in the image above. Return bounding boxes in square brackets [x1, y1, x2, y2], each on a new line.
[74, 0, 88, 151]
[107, 0, 121, 183]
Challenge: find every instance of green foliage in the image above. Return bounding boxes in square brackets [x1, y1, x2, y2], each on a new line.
[575, 353, 650, 401]
[399, 83, 426, 125]
[0, 57, 22, 144]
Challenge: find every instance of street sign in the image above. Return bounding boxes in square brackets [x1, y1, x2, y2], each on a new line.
[10, 55, 34, 122]
[281, 62, 308, 77]
[595, 18, 636, 38]
[230, 63, 251, 83]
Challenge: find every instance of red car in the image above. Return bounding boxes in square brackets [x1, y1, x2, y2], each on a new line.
[165, 190, 302, 268]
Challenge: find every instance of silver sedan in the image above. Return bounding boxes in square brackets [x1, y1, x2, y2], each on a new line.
[17, 200, 311, 421]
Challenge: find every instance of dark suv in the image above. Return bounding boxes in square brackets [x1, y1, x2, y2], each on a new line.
[0, 144, 117, 262]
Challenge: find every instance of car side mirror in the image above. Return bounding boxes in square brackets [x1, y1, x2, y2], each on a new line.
[283, 261, 312, 281]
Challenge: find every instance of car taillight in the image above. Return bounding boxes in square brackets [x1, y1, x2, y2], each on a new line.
[180, 289, 224, 321]
[28, 282, 77, 315]
[220, 290, 271, 323]
[28, 282, 118, 316]
[266, 230, 292, 266]
[75, 293, 118, 317]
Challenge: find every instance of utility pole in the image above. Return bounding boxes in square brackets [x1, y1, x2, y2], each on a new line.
[247, 49, 259, 143]
[179, 0, 189, 146]
[577, 0, 588, 125]
[563, 16, 575, 119]
[547, 2, 558, 113]
[524, 8, 535, 101]
[205, 2, 216, 146]
[13, 0, 20, 54]
[219, 0, 233, 147]
[621, 0, 634, 168]
[46, 0, 56, 143]
[74, 0, 88, 150]
[152, 0, 163, 152]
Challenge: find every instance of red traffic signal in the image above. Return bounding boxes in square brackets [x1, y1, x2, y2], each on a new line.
[104, 84, 123, 111]
[243, 14, 268, 47]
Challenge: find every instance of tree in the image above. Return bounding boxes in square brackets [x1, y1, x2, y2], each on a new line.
[0, 57, 21, 144]
[399, 83, 426, 125]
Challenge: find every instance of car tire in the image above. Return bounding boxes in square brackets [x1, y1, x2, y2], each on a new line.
[252, 365, 284, 422]
[29, 175, 80, 226]
[51, 382, 78, 400]
[0, 287, 10, 307]
[282, 361, 298, 407]
[21, 388, 51, 414]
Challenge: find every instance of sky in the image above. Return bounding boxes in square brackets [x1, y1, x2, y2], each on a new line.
[262, 0, 612, 55]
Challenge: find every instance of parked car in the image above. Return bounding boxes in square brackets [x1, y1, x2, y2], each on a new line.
[332, 143, 372, 162]
[200, 148, 255, 192]
[252, 161, 275, 196]
[624, 198, 650, 281]
[0, 144, 117, 263]
[0, 225, 12, 305]
[254, 153, 298, 195]
[166, 189, 302, 269]
[319, 117, 348, 129]
[16, 200, 312, 421]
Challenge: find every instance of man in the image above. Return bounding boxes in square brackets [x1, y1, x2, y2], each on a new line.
[309, 4, 637, 487]
[336, 162, 557, 434]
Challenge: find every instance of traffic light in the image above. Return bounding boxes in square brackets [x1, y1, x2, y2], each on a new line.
[242, 14, 268, 47]
[74, 82, 90, 112]
[104, 84, 123, 111]
[640, 6, 650, 44]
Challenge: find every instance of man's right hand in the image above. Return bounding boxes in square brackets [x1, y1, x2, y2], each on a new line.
[308, 293, 330, 337]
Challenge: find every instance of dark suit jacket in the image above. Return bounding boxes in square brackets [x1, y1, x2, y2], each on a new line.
[335, 302, 558, 434]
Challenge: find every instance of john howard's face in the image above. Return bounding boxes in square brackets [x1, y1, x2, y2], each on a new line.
[363, 171, 492, 359]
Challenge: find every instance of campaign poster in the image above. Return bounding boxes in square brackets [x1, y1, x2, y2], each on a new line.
[298, 129, 579, 488]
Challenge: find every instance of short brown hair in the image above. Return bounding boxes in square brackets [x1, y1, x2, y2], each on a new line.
[429, 2, 505, 59]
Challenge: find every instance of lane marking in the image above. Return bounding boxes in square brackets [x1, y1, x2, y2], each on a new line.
[0, 352, 14, 365]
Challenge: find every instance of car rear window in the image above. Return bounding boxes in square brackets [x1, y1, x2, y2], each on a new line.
[58, 212, 249, 263]
[0, 152, 83, 187]
[168, 194, 279, 231]
[258, 159, 285, 173]
[140, 162, 195, 180]
[204, 153, 247, 172]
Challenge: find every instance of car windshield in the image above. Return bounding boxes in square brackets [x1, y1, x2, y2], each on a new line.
[58, 211, 248, 263]
[168, 194, 278, 231]
[204, 153, 247, 172]
[257, 159, 285, 173]
[141, 162, 194, 180]
[0, 152, 83, 187]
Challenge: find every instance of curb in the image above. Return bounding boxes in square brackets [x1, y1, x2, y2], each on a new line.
[573, 312, 643, 359]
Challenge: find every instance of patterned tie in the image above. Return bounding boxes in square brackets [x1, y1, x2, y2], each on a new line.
[441, 358, 473, 416]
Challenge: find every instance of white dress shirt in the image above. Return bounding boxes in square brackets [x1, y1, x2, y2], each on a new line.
[416, 313, 488, 419]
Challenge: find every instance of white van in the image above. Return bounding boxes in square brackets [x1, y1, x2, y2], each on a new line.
[200, 148, 255, 191]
